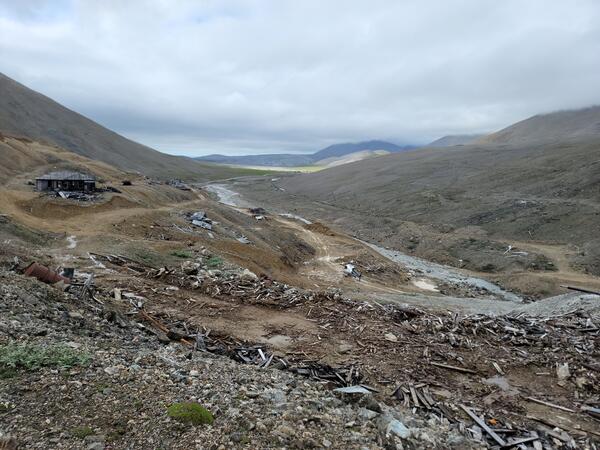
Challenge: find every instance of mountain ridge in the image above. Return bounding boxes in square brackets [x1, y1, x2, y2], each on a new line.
[195, 139, 415, 167]
[476, 105, 600, 145]
[0, 72, 246, 180]
[428, 134, 485, 147]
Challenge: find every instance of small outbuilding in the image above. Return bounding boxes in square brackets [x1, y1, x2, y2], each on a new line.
[36, 171, 96, 192]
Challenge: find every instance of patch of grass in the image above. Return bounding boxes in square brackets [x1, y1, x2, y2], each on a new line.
[0, 367, 17, 379]
[124, 246, 170, 268]
[171, 249, 193, 259]
[95, 382, 111, 393]
[0, 401, 15, 412]
[205, 256, 224, 269]
[0, 343, 91, 371]
[71, 426, 94, 439]
[167, 402, 214, 426]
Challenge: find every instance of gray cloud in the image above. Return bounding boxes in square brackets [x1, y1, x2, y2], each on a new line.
[1, 0, 599, 155]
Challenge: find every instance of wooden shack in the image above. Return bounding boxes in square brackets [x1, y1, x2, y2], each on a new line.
[35, 171, 96, 192]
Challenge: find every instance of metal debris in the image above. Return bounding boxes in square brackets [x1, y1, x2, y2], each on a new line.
[23, 262, 71, 285]
[189, 211, 213, 230]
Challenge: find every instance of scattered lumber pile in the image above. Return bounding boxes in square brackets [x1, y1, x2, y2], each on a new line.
[166, 179, 191, 191]
[135, 310, 363, 387]
[73, 250, 599, 449]
[146, 264, 343, 308]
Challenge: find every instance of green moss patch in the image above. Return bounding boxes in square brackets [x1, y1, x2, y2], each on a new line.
[167, 402, 214, 426]
[71, 426, 94, 439]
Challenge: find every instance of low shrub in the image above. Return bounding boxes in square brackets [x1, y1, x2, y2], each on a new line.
[205, 256, 224, 269]
[171, 250, 193, 259]
[71, 426, 94, 439]
[0, 343, 91, 371]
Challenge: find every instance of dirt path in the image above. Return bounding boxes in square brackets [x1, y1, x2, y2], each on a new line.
[500, 240, 600, 292]
[286, 218, 412, 296]
[205, 189, 422, 298]
[203, 183, 533, 304]
[7, 177, 594, 315]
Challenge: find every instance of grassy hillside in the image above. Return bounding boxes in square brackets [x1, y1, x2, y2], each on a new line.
[315, 149, 390, 167]
[311, 140, 412, 159]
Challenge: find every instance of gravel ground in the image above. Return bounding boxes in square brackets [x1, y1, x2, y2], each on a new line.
[0, 271, 476, 449]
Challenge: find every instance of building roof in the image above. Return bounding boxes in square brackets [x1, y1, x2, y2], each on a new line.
[36, 171, 95, 181]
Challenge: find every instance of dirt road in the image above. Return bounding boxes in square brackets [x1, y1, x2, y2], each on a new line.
[204, 183, 532, 308]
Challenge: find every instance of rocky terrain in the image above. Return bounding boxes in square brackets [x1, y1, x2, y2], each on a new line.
[1, 175, 599, 449]
[1, 73, 599, 450]
[3, 270, 475, 450]
[2, 247, 599, 449]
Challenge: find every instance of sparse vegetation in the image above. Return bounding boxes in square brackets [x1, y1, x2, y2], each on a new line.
[0, 342, 91, 371]
[71, 426, 94, 439]
[167, 402, 214, 426]
[171, 249, 193, 258]
[228, 164, 324, 173]
[125, 246, 171, 268]
[205, 256, 224, 269]
[0, 367, 17, 379]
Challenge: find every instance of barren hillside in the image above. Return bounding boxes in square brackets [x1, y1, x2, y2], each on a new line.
[477, 106, 600, 145]
[428, 134, 485, 147]
[239, 111, 600, 279]
[0, 73, 252, 181]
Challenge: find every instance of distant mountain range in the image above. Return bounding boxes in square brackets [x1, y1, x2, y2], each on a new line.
[0, 72, 245, 180]
[195, 140, 417, 167]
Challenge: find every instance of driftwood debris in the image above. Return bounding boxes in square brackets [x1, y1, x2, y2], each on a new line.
[561, 285, 600, 296]
[460, 405, 506, 446]
[136, 308, 361, 387]
[430, 361, 477, 374]
[84, 252, 599, 449]
[523, 396, 575, 413]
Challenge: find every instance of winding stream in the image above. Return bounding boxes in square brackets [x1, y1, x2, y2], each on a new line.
[204, 182, 522, 303]
[362, 242, 522, 302]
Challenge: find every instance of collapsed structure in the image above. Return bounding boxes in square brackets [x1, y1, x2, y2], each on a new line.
[35, 171, 96, 192]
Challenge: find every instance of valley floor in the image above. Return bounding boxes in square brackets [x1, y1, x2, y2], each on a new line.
[0, 176, 599, 449]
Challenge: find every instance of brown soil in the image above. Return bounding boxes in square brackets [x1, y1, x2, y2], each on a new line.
[237, 175, 600, 299]
[304, 222, 336, 235]
[1, 156, 599, 447]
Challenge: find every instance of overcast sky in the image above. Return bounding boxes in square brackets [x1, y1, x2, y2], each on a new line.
[1, 0, 599, 156]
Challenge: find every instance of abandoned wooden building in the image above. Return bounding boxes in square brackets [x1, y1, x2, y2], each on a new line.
[35, 171, 96, 192]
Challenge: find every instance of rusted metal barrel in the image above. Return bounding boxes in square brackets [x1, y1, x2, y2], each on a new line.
[23, 262, 71, 284]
